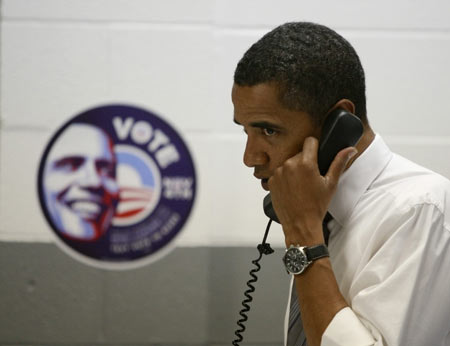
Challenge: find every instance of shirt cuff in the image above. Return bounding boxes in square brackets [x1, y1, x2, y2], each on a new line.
[321, 307, 376, 346]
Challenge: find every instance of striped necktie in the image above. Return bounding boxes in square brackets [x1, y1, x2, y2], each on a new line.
[286, 213, 332, 346]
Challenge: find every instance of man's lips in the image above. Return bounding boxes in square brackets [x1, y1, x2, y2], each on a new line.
[261, 178, 269, 191]
[65, 199, 105, 219]
[254, 173, 270, 191]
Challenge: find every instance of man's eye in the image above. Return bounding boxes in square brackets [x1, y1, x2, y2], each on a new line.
[262, 127, 276, 136]
[53, 157, 85, 171]
[96, 160, 116, 178]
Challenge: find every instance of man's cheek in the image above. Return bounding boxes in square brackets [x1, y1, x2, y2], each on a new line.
[102, 178, 119, 196]
[45, 171, 76, 196]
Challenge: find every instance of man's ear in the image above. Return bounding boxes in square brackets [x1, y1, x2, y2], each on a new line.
[328, 99, 356, 115]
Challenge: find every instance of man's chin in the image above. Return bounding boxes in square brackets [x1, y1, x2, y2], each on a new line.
[261, 179, 269, 191]
[55, 205, 109, 241]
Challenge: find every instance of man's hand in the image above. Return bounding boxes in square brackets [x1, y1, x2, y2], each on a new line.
[267, 136, 357, 246]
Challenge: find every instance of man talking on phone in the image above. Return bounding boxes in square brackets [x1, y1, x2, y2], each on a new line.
[232, 22, 450, 346]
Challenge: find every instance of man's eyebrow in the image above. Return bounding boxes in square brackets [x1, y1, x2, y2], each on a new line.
[249, 121, 283, 130]
[233, 118, 282, 130]
[250, 121, 282, 130]
[53, 156, 85, 168]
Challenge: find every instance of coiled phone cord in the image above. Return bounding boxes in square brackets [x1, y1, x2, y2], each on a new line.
[232, 218, 274, 346]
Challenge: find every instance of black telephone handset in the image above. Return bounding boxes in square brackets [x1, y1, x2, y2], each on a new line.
[263, 108, 364, 223]
[232, 108, 363, 346]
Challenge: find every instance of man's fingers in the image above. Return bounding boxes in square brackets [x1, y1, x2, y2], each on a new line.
[325, 147, 358, 186]
[302, 136, 319, 163]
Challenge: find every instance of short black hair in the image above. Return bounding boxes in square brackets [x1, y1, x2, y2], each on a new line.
[234, 22, 367, 125]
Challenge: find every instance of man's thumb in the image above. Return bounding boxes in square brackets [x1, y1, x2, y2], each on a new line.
[326, 147, 358, 185]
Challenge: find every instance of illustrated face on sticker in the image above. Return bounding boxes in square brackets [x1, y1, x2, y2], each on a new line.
[43, 123, 119, 241]
[38, 105, 196, 269]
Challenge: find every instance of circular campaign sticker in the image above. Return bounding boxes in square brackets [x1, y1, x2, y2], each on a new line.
[37, 104, 196, 269]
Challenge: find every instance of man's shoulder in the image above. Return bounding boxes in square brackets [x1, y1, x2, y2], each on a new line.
[371, 152, 450, 212]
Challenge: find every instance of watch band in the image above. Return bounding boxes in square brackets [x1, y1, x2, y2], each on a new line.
[304, 244, 329, 261]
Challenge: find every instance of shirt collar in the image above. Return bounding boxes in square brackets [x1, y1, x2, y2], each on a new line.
[328, 134, 393, 227]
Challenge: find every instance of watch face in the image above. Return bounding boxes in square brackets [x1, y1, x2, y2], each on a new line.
[284, 247, 309, 275]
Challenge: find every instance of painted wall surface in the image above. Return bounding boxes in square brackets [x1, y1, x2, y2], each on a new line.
[1, 1, 450, 345]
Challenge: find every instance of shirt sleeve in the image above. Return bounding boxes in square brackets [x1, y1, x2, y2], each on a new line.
[322, 307, 375, 346]
[322, 203, 450, 346]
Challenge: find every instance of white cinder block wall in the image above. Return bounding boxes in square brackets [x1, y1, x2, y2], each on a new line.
[2, 1, 450, 248]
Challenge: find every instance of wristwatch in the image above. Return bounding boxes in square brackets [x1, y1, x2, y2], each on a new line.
[282, 244, 329, 275]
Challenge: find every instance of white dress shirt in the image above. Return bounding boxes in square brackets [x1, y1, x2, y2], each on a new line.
[284, 135, 450, 346]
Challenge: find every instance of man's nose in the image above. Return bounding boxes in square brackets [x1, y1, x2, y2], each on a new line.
[79, 160, 102, 187]
[243, 138, 268, 168]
